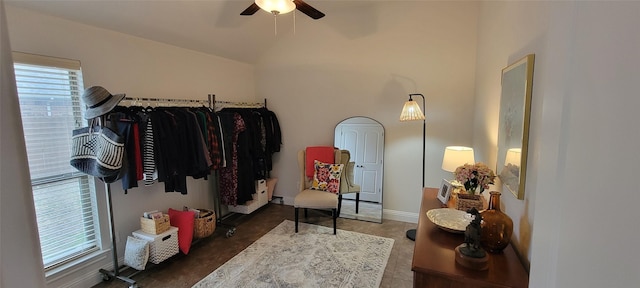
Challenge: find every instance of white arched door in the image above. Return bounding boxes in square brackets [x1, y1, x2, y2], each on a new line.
[334, 117, 384, 203]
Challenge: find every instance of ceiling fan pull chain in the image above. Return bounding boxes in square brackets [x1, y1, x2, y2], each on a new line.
[293, 9, 296, 35]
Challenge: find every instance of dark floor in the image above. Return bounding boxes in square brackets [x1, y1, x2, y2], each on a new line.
[92, 203, 417, 288]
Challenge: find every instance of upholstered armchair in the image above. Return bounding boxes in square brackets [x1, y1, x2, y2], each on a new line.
[294, 149, 342, 235]
[338, 150, 361, 216]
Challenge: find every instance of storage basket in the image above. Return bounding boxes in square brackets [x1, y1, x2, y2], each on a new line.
[140, 214, 170, 235]
[256, 179, 267, 193]
[193, 209, 216, 239]
[266, 178, 278, 201]
[133, 226, 179, 264]
[456, 194, 484, 211]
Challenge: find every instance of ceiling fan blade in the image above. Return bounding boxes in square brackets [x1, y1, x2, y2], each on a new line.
[293, 0, 325, 19]
[240, 3, 260, 15]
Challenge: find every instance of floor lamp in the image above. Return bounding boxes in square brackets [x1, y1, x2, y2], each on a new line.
[399, 93, 425, 241]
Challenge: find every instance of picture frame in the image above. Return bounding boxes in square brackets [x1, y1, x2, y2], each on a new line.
[437, 179, 453, 204]
[497, 54, 535, 200]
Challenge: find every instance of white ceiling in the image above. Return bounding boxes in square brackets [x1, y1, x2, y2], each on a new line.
[6, 0, 377, 64]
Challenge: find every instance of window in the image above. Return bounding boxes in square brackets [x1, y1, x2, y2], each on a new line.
[12, 52, 98, 270]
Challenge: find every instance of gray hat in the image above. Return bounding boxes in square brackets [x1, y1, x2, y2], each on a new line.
[82, 86, 125, 119]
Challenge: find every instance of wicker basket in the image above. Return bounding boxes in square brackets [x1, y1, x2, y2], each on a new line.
[456, 194, 484, 212]
[140, 214, 170, 235]
[193, 209, 216, 239]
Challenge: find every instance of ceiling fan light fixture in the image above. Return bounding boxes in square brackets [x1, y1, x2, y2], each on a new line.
[255, 0, 296, 15]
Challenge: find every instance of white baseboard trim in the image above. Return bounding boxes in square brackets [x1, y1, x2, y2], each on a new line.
[383, 209, 418, 224]
[271, 195, 294, 206]
[272, 198, 419, 224]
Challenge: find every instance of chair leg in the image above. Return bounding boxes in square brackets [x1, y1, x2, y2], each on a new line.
[295, 208, 299, 233]
[355, 192, 360, 214]
[332, 208, 337, 235]
[337, 194, 343, 217]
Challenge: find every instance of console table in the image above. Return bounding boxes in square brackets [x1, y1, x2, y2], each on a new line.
[412, 188, 529, 288]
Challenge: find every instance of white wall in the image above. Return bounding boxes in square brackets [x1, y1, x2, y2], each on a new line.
[1, 1, 47, 287]
[5, 6, 255, 288]
[475, 1, 640, 287]
[255, 1, 480, 221]
[473, 0, 556, 269]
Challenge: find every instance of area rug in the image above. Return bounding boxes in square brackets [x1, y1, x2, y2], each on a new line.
[192, 220, 394, 288]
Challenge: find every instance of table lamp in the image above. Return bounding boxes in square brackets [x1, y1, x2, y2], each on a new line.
[442, 146, 475, 188]
[504, 148, 521, 167]
[501, 148, 521, 193]
[442, 146, 475, 172]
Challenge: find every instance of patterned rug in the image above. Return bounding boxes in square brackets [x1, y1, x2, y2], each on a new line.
[192, 220, 394, 288]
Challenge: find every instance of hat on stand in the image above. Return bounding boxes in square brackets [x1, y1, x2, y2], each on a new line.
[82, 86, 126, 119]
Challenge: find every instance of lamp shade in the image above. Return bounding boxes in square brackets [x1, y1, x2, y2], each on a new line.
[505, 148, 522, 166]
[255, 0, 296, 14]
[442, 146, 475, 172]
[399, 100, 425, 121]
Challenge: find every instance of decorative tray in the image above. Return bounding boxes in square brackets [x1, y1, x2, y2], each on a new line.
[426, 208, 472, 233]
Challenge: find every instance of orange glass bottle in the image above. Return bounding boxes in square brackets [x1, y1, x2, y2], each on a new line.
[480, 191, 513, 253]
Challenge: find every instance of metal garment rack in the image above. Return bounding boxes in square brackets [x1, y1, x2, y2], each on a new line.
[210, 94, 265, 111]
[120, 96, 212, 108]
[98, 95, 213, 288]
[210, 94, 272, 237]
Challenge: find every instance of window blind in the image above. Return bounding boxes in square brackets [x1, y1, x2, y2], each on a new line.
[13, 52, 98, 269]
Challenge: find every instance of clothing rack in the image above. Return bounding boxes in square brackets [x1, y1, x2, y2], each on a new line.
[209, 93, 266, 111]
[99, 95, 213, 288]
[99, 94, 275, 285]
[213, 95, 283, 205]
[209, 94, 281, 237]
[121, 97, 211, 108]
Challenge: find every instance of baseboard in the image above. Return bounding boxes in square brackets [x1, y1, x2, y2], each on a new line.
[383, 209, 418, 224]
[271, 198, 418, 224]
[271, 195, 294, 206]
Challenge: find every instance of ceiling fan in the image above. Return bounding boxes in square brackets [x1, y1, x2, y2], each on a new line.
[241, 0, 325, 20]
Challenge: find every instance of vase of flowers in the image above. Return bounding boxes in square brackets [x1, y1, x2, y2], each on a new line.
[454, 163, 496, 195]
[453, 163, 496, 211]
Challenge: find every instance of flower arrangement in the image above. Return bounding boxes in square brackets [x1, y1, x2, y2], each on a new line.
[454, 163, 496, 195]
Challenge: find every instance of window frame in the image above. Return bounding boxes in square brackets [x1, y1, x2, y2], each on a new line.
[12, 51, 105, 271]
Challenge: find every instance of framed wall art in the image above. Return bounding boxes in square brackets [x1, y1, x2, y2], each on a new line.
[497, 54, 535, 200]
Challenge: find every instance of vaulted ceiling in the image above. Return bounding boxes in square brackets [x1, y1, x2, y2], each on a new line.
[6, 0, 378, 64]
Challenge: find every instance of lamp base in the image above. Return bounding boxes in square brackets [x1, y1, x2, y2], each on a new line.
[406, 229, 416, 241]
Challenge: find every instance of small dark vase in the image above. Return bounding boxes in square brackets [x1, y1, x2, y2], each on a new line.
[480, 191, 513, 253]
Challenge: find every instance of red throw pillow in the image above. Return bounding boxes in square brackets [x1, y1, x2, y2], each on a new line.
[168, 208, 195, 255]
